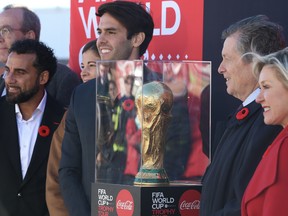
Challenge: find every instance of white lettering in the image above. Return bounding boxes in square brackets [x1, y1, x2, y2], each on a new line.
[152, 192, 164, 198]
[98, 200, 107, 205]
[146, 1, 181, 36]
[78, 7, 98, 38]
[152, 203, 165, 209]
[162, 1, 180, 35]
[152, 197, 174, 203]
[98, 189, 106, 195]
[98, 195, 113, 201]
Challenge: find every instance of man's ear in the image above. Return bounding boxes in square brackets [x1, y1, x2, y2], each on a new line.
[24, 30, 36, 40]
[132, 32, 145, 48]
[39, 71, 49, 85]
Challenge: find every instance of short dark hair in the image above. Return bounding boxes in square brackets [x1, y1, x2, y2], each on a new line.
[82, 39, 100, 57]
[4, 5, 41, 40]
[9, 39, 57, 84]
[222, 15, 286, 63]
[96, 1, 154, 57]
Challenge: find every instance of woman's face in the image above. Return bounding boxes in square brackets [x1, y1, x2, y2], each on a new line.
[256, 65, 288, 128]
[80, 49, 100, 83]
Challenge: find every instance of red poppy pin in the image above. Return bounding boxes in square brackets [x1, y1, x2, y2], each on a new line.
[38, 125, 50, 137]
[122, 99, 135, 111]
[236, 107, 249, 120]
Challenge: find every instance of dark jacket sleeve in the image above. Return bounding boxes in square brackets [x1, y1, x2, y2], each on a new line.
[59, 89, 90, 216]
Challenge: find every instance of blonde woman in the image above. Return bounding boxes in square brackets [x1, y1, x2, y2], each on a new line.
[242, 47, 288, 215]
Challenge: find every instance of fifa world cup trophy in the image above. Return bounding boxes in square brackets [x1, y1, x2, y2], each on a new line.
[134, 81, 173, 185]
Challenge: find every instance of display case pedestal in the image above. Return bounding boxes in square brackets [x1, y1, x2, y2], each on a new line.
[92, 182, 201, 216]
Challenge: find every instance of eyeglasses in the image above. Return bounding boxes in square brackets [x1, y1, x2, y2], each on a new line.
[0, 26, 23, 38]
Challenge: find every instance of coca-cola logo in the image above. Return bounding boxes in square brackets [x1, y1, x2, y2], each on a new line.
[116, 189, 134, 216]
[179, 190, 201, 216]
[180, 200, 200, 210]
[117, 200, 133, 210]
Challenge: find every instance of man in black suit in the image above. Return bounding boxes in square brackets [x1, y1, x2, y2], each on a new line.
[200, 15, 286, 216]
[0, 5, 80, 107]
[0, 39, 65, 215]
[59, 2, 159, 216]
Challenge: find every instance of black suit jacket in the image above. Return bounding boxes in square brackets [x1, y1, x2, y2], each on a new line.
[0, 95, 65, 216]
[0, 63, 80, 108]
[200, 101, 282, 216]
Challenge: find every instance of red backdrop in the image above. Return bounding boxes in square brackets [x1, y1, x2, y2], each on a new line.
[69, 0, 204, 74]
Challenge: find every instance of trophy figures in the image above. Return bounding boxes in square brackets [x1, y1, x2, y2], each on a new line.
[134, 81, 173, 185]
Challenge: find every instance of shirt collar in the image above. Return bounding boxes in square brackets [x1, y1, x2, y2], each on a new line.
[242, 88, 260, 107]
[15, 90, 47, 120]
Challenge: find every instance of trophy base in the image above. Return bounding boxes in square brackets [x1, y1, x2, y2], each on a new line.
[92, 182, 202, 216]
[134, 168, 169, 185]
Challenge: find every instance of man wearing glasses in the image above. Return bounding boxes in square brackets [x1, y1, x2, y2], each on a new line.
[0, 5, 80, 107]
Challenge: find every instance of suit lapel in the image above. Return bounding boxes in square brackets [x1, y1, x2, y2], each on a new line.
[3, 102, 23, 181]
[214, 101, 262, 158]
[227, 101, 261, 128]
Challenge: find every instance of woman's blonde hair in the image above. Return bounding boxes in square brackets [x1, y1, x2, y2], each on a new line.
[244, 47, 288, 89]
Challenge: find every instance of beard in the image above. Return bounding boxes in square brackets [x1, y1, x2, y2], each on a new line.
[6, 81, 40, 104]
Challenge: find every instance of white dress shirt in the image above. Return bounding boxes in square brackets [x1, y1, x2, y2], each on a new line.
[16, 91, 47, 179]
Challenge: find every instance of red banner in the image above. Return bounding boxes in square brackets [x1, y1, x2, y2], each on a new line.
[69, 0, 204, 74]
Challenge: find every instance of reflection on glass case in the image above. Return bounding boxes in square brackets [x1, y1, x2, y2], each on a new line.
[94, 60, 211, 186]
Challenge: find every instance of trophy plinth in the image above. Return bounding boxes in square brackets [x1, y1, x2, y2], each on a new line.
[133, 81, 173, 185]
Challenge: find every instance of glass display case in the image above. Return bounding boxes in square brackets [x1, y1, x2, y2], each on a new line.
[92, 60, 211, 216]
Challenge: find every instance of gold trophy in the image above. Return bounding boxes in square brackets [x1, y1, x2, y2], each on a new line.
[134, 81, 173, 185]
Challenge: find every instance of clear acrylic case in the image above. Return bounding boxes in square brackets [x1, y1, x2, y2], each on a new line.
[94, 60, 211, 186]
